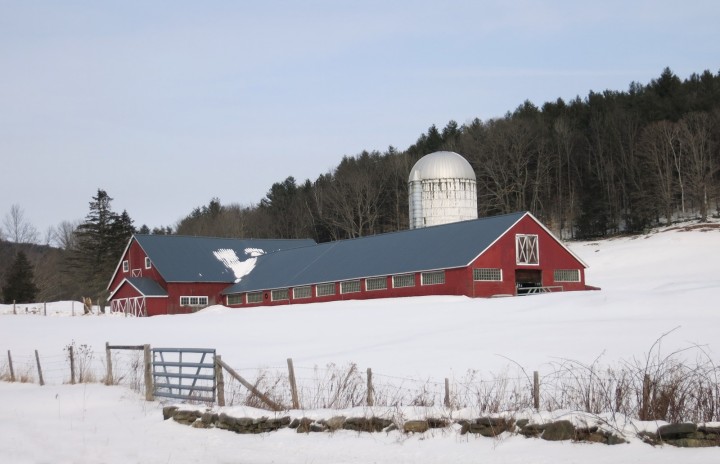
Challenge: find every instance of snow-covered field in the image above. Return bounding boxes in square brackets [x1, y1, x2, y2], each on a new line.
[1, 220, 719, 463]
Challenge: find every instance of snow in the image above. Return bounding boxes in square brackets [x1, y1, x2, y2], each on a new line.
[212, 247, 265, 283]
[1, 220, 720, 463]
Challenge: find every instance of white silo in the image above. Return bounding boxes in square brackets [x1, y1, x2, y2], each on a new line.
[408, 151, 478, 229]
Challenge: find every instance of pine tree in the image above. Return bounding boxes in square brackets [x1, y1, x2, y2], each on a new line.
[2, 250, 39, 303]
[67, 189, 135, 299]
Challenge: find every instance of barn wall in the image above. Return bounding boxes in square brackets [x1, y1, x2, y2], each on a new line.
[165, 282, 228, 315]
[108, 240, 167, 291]
[471, 214, 587, 296]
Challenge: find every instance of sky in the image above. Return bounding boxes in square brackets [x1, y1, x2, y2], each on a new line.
[1, 1, 719, 239]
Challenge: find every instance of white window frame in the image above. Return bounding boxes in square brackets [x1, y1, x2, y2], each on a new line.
[316, 283, 336, 297]
[246, 292, 263, 304]
[180, 296, 209, 307]
[421, 270, 445, 286]
[554, 269, 580, 282]
[474, 268, 503, 281]
[392, 273, 415, 288]
[271, 288, 289, 301]
[144, 256, 151, 269]
[227, 294, 244, 305]
[292, 286, 312, 299]
[365, 276, 387, 291]
[340, 280, 361, 294]
[122, 260, 129, 272]
[516, 234, 539, 265]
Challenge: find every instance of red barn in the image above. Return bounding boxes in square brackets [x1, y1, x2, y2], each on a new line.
[108, 212, 591, 316]
[221, 211, 590, 307]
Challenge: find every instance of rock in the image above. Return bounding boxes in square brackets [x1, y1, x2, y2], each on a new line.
[606, 434, 627, 445]
[296, 418, 314, 433]
[289, 418, 301, 429]
[427, 418, 449, 429]
[467, 418, 510, 437]
[520, 423, 545, 438]
[657, 423, 697, 439]
[201, 412, 218, 425]
[173, 410, 201, 425]
[343, 417, 388, 433]
[666, 438, 719, 448]
[541, 420, 575, 441]
[323, 416, 346, 431]
[699, 425, 720, 435]
[403, 420, 429, 433]
[515, 419, 529, 429]
[162, 406, 179, 420]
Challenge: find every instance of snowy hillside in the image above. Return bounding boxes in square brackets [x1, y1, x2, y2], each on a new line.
[1, 220, 719, 463]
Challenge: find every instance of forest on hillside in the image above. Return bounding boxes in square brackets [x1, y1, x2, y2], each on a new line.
[2, 68, 720, 303]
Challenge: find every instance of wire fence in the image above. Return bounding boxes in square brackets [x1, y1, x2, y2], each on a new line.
[2, 342, 719, 423]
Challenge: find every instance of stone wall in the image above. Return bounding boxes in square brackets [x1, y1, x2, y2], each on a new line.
[163, 406, 719, 447]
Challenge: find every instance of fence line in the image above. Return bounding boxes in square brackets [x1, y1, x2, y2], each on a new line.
[2, 343, 718, 423]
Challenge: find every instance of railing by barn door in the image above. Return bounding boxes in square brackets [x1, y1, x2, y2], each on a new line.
[152, 348, 216, 403]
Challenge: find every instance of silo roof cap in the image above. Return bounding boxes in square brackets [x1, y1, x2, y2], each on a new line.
[408, 151, 476, 182]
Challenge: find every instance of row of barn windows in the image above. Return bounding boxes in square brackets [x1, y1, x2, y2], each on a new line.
[225, 267, 572, 306]
[227, 271, 448, 305]
[179, 268, 579, 308]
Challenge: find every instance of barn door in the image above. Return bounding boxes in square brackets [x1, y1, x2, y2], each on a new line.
[515, 269, 542, 294]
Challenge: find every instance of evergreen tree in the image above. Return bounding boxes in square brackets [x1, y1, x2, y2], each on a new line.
[67, 189, 135, 299]
[2, 250, 39, 303]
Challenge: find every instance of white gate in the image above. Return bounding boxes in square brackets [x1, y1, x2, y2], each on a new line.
[111, 297, 147, 317]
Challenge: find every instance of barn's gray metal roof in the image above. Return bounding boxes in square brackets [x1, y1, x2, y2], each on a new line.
[125, 277, 168, 297]
[223, 212, 527, 294]
[134, 235, 316, 283]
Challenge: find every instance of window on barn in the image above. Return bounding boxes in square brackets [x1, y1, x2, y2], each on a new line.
[145, 257, 151, 269]
[421, 271, 445, 286]
[180, 296, 209, 308]
[246, 292, 263, 304]
[122, 260, 129, 272]
[516, 234, 539, 265]
[474, 268, 502, 281]
[293, 286, 312, 299]
[554, 269, 580, 282]
[271, 289, 289, 301]
[316, 283, 336, 297]
[340, 280, 361, 294]
[392, 274, 415, 288]
[365, 276, 387, 291]
[227, 294, 243, 305]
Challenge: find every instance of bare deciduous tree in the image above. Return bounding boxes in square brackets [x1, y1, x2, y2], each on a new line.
[2, 204, 39, 244]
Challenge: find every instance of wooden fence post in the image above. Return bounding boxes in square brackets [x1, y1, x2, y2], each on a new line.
[69, 345, 75, 384]
[215, 355, 225, 407]
[641, 374, 651, 420]
[7, 350, 15, 382]
[444, 378, 451, 408]
[43, 302, 47, 316]
[13, 300, 16, 315]
[533, 371, 540, 411]
[287, 358, 300, 409]
[35, 350, 44, 386]
[366, 368, 374, 406]
[144, 344, 153, 401]
[105, 342, 113, 385]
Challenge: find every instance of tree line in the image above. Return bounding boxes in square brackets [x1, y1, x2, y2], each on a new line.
[2, 67, 719, 303]
[177, 67, 720, 241]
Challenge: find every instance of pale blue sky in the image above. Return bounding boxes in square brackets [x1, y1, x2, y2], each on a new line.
[1, 1, 719, 238]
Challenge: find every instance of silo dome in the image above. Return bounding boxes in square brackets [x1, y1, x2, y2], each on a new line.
[408, 151, 478, 229]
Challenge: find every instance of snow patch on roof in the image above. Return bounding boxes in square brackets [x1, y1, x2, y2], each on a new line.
[213, 248, 265, 283]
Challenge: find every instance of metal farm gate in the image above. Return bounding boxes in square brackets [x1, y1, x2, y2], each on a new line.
[152, 348, 216, 403]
